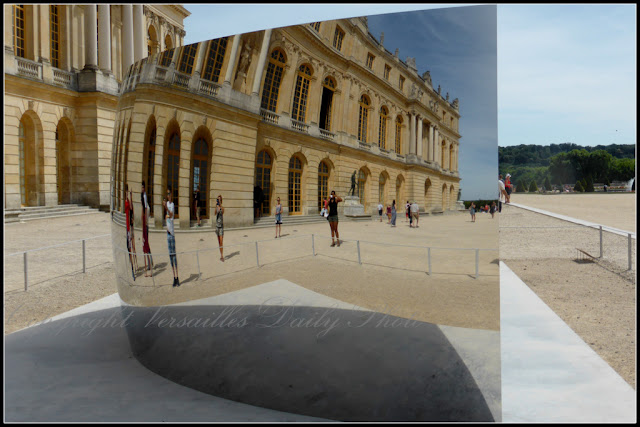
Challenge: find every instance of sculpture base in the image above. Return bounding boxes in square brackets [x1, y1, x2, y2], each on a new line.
[343, 195, 365, 216]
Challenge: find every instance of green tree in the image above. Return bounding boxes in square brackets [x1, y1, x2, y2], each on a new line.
[529, 180, 539, 192]
[548, 152, 575, 185]
[574, 181, 584, 192]
[585, 175, 595, 192]
[516, 179, 527, 193]
[567, 149, 590, 181]
[544, 176, 552, 192]
[610, 158, 635, 181]
[587, 150, 613, 183]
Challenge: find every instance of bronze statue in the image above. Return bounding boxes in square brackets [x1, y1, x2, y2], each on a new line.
[350, 170, 357, 196]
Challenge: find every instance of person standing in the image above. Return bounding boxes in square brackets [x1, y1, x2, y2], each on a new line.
[386, 204, 392, 223]
[327, 190, 343, 247]
[141, 181, 153, 277]
[470, 202, 476, 222]
[275, 197, 282, 238]
[505, 174, 512, 203]
[163, 186, 179, 287]
[405, 200, 410, 223]
[128, 189, 139, 275]
[490, 201, 496, 219]
[215, 194, 225, 261]
[124, 184, 136, 281]
[193, 185, 201, 227]
[498, 174, 508, 213]
[377, 202, 383, 222]
[391, 200, 397, 227]
[411, 201, 419, 228]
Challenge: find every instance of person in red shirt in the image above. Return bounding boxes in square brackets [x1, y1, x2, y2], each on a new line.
[124, 185, 137, 281]
[505, 174, 512, 203]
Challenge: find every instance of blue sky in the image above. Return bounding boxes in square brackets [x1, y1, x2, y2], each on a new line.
[183, 4, 636, 200]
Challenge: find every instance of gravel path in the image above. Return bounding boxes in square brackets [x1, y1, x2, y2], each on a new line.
[500, 203, 636, 389]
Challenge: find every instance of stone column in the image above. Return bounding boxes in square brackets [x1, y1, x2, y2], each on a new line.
[416, 118, 423, 158]
[193, 41, 208, 76]
[409, 112, 416, 154]
[64, 5, 72, 70]
[251, 29, 272, 96]
[83, 5, 98, 70]
[122, 5, 134, 72]
[434, 127, 439, 166]
[133, 4, 145, 62]
[98, 4, 111, 73]
[223, 34, 240, 86]
[428, 124, 434, 161]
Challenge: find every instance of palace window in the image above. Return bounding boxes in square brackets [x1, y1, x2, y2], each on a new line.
[318, 161, 329, 212]
[309, 22, 321, 32]
[379, 174, 386, 204]
[288, 156, 303, 214]
[255, 150, 272, 215]
[333, 26, 345, 51]
[358, 95, 370, 143]
[13, 5, 26, 58]
[291, 64, 312, 122]
[366, 53, 375, 69]
[146, 125, 156, 216]
[399, 75, 405, 91]
[192, 138, 209, 219]
[357, 169, 366, 206]
[261, 49, 286, 112]
[167, 132, 181, 217]
[395, 116, 403, 153]
[384, 64, 391, 80]
[378, 106, 388, 149]
[202, 37, 228, 83]
[319, 76, 336, 131]
[159, 49, 173, 67]
[19, 121, 26, 205]
[50, 6, 60, 68]
[178, 44, 198, 75]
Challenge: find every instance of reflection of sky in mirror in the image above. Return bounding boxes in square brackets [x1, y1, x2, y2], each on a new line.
[184, 4, 497, 200]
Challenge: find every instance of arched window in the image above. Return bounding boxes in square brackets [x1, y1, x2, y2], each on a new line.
[148, 25, 159, 56]
[291, 64, 312, 122]
[116, 123, 125, 211]
[395, 116, 403, 153]
[358, 95, 370, 143]
[449, 144, 454, 170]
[13, 5, 26, 58]
[165, 34, 173, 50]
[201, 37, 228, 83]
[50, 6, 60, 68]
[167, 132, 180, 217]
[318, 161, 329, 211]
[357, 169, 366, 206]
[425, 178, 432, 210]
[146, 125, 156, 216]
[261, 49, 286, 112]
[288, 156, 303, 214]
[19, 121, 26, 205]
[319, 76, 336, 131]
[441, 140, 446, 167]
[255, 150, 272, 215]
[122, 122, 132, 212]
[178, 43, 198, 74]
[379, 174, 386, 204]
[378, 106, 388, 149]
[442, 184, 447, 211]
[192, 138, 209, 219]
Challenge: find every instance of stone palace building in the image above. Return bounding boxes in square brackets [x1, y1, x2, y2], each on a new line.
[4, 4, 190, 210]
[113, 16, 461, 229]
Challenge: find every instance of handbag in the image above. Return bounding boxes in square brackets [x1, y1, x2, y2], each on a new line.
[324, 212, 329, 218]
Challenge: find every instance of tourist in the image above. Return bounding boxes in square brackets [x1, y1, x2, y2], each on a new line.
[162, 186, 179, 287]
[391, 200, 397, 227]
[193, 185, 201, 227]
[275, 197, 282, 238]
[406, 201, 410, 223]
[377, 202, 383, 222]
[124, 185, 137, 280]
[411, 201, 419, 228]
[470, 202, 476, 222]
[141, 181, 153, 277]
[386, 204, 392, 223]
[498, 174, 507, 213]
[490, 201, 496, 219]
[327, 190, 342, 246]
[215, 194, 225, 261]
[505, 173, 512, 203]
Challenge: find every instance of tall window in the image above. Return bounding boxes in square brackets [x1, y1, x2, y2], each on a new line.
[261, 49, 286, 112]
[395, 116, 403, 153]
[309, 22, 321, 32]
[291, 64, 312, 122]
[255, 150, 272, 215]
[146, 126, 156, 216]
[319, 77, 335, 131]
[357, 169, 366, 206]
[122, 122, 132, 211]
[13, 5, 26, 58]
[192, 138, 209, 219]
[50, 6, 60, 68]
[201, 37, 228, 83]
[178, 44, 198, 74]
[333, 26, 345, 51]
[379, 174, 386, 204]
[318, 161, 329, 212]
[441, 141, 446, 167]
[167, 132, 181, 217]
[366, 53, 375, 69]
[358, 95, 370, 143]
[19, 121, 26, 205]
[384, 64, 391, 80]
[378, 106, 388, 149]
[288, 156, 303, 214]
[159, 49, 173, 67]
[399, 75, 405, 91]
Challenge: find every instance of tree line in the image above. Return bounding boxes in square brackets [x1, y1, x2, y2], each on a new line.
[499, 144, 635, 192]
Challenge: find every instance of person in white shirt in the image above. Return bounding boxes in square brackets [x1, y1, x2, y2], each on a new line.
[377, 202, 383, 222]
[162, 186, 179, 287]
[410, 201, 419, 228]
[498, 174, 507, 213]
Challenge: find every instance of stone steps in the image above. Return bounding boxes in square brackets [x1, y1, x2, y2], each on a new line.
[4, 205, 101, 223]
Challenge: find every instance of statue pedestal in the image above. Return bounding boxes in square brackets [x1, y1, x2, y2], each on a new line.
[456, 201, 466, 211]
[343, 195, 366, 217]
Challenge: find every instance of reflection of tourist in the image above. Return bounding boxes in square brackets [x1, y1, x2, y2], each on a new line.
[377, 202, 383, 222]
[274, 197, 282, 238]
[498, 174, 507, 213]
[470, 202, 476, 222]
[215, 195, 225, 261]
[163, 186, 179, 287]
[327, 191, 343, 247]
[124, 185, 137, 281]
[490, 201, 496, 219]
[411, 201, 419, 228]
[391, 200, 397, 227]
[141, 181, 153, 277]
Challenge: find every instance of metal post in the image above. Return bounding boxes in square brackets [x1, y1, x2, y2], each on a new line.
[475, 249, 479, 279]
[255, 241, 260, 267]
[196, 249, 201, 279]
[357, 240, 361, 265]
[428, 247, 432, 275]
[628, 233, 632, 271]
[82, 239, 86, 273]
[24, 252, 28, 291]
[312, 234, 315, 256]
[599, 226, 603, 258]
